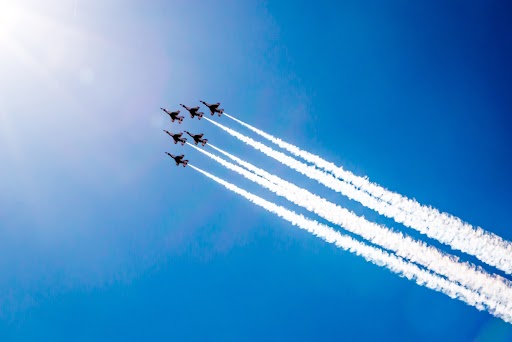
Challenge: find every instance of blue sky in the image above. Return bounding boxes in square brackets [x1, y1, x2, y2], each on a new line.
[1, 0, 511, 340]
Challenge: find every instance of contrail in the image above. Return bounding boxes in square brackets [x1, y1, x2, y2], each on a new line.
[189, 143, 512, 309]
[188, 164, 512, 323]
[206, 116, 512, 274]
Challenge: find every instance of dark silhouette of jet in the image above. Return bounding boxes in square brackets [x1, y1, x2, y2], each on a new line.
[180, 104, 203, 120]
[164, 130, 186, 145]
[184, 131, 208, 146]
[200, 100, 224, 117]
[165, 152, 188, 167]
[161, 107, 184, 124]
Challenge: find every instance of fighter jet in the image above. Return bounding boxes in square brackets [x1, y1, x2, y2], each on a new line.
[164, 130, 187, 145]
[165, 152, 188, 167]
[180, 104, 204, 120]
[161, 108, 184, 124]
[200, 100, 224, 117]
[184, 131, 208, 146]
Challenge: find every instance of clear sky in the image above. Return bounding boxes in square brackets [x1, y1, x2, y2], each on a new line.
[1, 0, 511, 340]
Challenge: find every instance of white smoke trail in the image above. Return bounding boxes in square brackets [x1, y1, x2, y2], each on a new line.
[206, 116, 512, 275]
[223, 113, 512, 275]
[188, 164, 512, 323]
[188, 142, 512, 309]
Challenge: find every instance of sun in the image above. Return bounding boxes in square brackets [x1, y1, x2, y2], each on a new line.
[0, 0, 107, 175]
[0, 1, 105, 82]
[0, 2, 21, 42]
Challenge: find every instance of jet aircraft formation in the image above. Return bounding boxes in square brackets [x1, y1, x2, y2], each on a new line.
[162, 100, 223, 166]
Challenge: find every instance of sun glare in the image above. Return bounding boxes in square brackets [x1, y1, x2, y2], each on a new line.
[0, 2, 20, 42]
[0, 1, 107, 82]
[0, 1, 107, 162]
